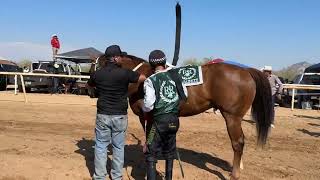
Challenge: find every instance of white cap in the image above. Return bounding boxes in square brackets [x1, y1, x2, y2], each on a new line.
[53, 63, 60, 68]
[51, 34, 57, 37]
[263, 65, 272, 71]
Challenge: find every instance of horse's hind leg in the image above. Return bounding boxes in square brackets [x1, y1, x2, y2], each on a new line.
[221, 112, 245, 180]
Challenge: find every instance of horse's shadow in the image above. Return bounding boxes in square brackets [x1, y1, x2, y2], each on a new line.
[75, 134, 231, 180]
[297, 128, 320, 137]
[308, 123, 320, 127]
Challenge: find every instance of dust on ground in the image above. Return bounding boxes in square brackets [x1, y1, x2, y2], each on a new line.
[0, 92, 319, 180]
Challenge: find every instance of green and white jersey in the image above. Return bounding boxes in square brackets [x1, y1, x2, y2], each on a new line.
[142, 70, 180, 117]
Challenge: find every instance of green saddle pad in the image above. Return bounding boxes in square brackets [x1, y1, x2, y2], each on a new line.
[174, 65, 203, 86]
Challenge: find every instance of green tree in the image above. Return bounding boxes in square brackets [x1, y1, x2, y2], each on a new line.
[183, 57, 211, 66]
[202, 57, 212, 64]
[183, 58, 201, 66]
[17, 59, 32, 68]
[275, 69, 299, 82]
[80, 65, 92, 72]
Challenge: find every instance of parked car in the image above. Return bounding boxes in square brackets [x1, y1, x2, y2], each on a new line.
[19, 61, 78, 92]
[281, 73, 320, 109]
[0, 60, 22, 90]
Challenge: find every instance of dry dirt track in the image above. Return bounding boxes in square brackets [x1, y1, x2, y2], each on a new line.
[0, 92, 319, 180]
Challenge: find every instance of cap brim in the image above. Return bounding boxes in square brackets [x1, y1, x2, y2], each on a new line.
[105, 52, 127, 57]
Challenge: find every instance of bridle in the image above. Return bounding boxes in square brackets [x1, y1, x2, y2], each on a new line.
[94, 55, 145, 72]
[132, 62, 145, 72]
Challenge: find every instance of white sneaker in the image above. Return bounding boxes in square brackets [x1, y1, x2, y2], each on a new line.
[271, 124, 275, 128]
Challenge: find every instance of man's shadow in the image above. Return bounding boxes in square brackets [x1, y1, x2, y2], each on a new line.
[74, 138, 95, 177]
[75, 134, 231, 180]
[74, 136, 161, 179]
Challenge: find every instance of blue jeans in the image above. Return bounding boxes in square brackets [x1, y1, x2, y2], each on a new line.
[93, 114, 128, 180]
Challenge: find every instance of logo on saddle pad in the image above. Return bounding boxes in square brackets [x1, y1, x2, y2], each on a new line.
[175, 65, 203, 86]
[178, 67, 197, 80]
[159, 80, 178, 103]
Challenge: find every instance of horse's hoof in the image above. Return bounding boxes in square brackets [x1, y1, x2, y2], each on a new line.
[240, 160, 244, 170]
[229, 174, 240, 180]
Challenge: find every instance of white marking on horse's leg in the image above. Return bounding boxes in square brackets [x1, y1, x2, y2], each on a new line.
[240, 159, 244, 170]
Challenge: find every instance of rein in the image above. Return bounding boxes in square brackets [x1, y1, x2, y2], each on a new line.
[94, 55, 145, 72]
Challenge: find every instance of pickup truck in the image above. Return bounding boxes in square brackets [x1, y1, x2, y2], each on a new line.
[281, 73, 320, 109]
[19, 61, 78, 92]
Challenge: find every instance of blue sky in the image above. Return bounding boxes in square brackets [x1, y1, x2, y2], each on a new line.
[0, 0, 319, 69]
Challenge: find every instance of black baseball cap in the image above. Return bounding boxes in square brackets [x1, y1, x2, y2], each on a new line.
[105, 45, 127, 57]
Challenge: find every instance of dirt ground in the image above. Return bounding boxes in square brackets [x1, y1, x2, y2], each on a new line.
[0, 92, 319, 180]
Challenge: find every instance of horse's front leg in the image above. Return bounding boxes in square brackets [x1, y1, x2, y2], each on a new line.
[129, 99, 145, 131]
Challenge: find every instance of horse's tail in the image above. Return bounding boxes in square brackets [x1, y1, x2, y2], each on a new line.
[248, 68, 273, 147]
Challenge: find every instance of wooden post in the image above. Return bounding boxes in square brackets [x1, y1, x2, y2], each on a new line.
[14, 74, 17, 95]
[291, 88, 295, 110]
[19, 74, 28, 103]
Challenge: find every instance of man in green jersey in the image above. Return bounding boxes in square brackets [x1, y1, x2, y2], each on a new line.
[142, 50, 187, 180]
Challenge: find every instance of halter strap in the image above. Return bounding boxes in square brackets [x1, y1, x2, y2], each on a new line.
[132, 62, 145, 72]
[94, 56, 100, 71]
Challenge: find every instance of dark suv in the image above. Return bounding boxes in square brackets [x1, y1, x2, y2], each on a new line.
[282, 73, 320, 108]
[0, 60, 22, 90]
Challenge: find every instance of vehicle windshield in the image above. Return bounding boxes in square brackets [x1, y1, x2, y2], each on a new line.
[0, 64, 20, 72]
[293, 74, 302, 84]
[38, 63, 65, 73]
[32, 63, 39, 70]
[300, 74, 320, 85]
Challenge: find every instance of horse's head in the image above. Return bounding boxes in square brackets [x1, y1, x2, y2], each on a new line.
[118, 55, 153, 77]
[95, 54, 152, 76]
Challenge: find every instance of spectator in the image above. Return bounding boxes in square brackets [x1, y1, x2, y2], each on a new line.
[23, 66, 30, 73]
[51, 34, 60, 60]
[262, 65, 283, 128]
[87, 45, 146, 180]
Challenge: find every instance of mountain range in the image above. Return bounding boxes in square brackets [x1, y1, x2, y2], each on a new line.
[274, 61, 313, 81]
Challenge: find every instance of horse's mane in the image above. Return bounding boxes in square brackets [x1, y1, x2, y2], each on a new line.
[96, 54, 149, 69]
[126, 55, 147, 64]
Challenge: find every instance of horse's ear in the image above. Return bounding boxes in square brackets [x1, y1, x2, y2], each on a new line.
[125, 55, 133, 61]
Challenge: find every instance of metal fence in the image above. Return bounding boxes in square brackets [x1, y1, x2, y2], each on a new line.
[2, 71, 320, 110]
[283, 84, 320, 110]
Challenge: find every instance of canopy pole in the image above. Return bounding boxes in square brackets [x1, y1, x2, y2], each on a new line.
[19, 74, 28, 103]
[14, 75, 18, 95]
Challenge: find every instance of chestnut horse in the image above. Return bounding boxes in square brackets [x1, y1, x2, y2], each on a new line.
[93, 55, 272, 180]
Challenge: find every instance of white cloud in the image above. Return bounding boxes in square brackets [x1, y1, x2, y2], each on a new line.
[0, 42, 75, 62]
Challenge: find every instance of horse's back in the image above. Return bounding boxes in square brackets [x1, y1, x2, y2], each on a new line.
[180, 63, 256, 116]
